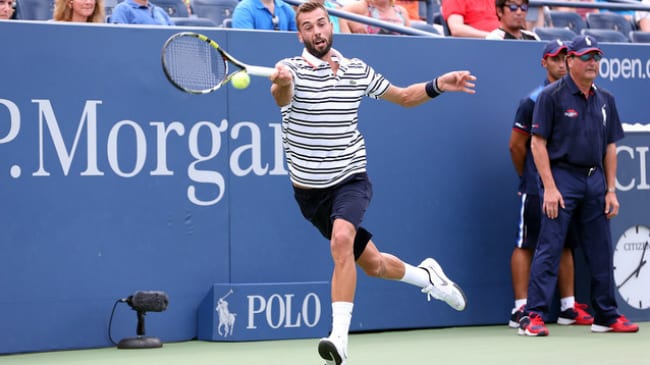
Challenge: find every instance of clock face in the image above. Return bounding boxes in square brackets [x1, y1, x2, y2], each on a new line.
[613, 225, 650, 310]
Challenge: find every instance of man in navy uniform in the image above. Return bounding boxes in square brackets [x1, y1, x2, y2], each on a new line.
[508, 40, 594, 329]
[519, 35, 639, 336]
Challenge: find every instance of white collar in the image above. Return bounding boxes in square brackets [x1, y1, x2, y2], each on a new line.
[300, 47, 348, 68]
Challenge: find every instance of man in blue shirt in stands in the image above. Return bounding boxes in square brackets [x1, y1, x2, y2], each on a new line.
[110, 0, 175, 25]
[232, 0, 297, 30]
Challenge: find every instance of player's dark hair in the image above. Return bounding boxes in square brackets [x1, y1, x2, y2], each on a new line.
[495, 0, 529, 8]
[295, 1, 328, 28]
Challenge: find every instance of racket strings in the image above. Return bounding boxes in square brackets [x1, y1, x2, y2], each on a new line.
[164, 36, 227, 92]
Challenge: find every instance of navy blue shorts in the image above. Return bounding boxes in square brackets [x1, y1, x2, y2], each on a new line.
[515, 193, 578, 250]
[293, 172, 373, 260]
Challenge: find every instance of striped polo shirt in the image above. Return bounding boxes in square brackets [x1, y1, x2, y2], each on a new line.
[279, 48, 391, 188]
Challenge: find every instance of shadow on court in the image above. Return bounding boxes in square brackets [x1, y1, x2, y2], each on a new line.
[2, 322, 649, 365]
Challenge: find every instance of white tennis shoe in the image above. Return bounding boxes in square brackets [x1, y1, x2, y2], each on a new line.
[418, 257, 467, 311]
[318, 335, 347, 365]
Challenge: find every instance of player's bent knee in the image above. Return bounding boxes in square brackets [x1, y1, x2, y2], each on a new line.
[359, 255, 384, 277]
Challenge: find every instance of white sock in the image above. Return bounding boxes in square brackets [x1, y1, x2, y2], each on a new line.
[331, 302, 353, 340]
[400, 263, 430, 288]
[514, 299, 527, 311]
[560, 296, 575, 311]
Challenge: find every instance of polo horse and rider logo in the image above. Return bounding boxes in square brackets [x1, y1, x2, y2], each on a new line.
[216, 289, 236, 337]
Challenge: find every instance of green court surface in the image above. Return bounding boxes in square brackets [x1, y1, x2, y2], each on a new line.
[2, 322, 649, 365]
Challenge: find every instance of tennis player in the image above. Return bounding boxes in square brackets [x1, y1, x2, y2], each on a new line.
[269, 2, 476, 364]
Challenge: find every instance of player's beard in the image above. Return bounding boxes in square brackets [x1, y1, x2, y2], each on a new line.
[304, 33, 333, 59]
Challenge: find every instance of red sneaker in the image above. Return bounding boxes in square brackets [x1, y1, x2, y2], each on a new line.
[591, 315, 639, 333]
[557, 303, 594, 325]
[519, 312, 549, 336]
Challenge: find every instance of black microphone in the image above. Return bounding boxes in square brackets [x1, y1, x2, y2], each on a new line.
[124, 291, 169, 312]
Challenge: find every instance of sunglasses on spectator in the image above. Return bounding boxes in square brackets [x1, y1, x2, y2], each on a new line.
[575, 53, 602, 62]
[504, 3, 528, 11]
[272, 15, 279, 31]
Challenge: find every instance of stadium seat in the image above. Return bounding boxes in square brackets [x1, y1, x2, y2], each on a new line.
[545, 10, 587, 34]
[151, 0, 190, 17]
[190, 0, 238, 27]
[410, 20, 441, 35]
[14, 0, 54, 20]
[586, 12, 634, 37]
[629, 30, 650, 43]
[419, 0, 440, 25]
[581, 28, 629, 43]
[432, 12, 450, 36]
[533, 26, 577, 41]
[171, 16, 217, 26]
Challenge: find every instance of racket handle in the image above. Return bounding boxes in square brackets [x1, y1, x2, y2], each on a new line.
[246, 66, 275, 78]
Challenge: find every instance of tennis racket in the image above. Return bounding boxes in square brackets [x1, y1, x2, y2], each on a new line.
[161, 32, 275, 94]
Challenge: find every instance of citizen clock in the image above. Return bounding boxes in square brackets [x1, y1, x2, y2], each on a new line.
[613, 225, 650, 310]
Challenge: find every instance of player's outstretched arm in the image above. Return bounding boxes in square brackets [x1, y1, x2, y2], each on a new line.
[381, 70, 476, 108]
[436, 70, 476, 94]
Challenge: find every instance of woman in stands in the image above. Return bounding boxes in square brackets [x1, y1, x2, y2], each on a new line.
[339, 0, 411, 34]
[54, 0, 105, 22]
[0, 0, 15, 19]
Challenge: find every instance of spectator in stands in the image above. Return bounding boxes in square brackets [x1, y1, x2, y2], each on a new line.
[636, 0, 650, 30]
[487, 0, 539, 39]
[231, 0, 298, 30]
[0, 0, 15, 19]
[54, 0, 105, 22]
[442, 0, 500, 37]
[339, 0, 410, 34]
[110, 0, 174, 25]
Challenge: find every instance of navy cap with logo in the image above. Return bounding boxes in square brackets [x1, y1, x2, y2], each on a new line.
[542, 39, 568, 59]
[568, 35, 603, 56]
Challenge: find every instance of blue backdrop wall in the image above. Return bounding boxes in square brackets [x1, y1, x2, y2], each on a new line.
[0, 21, 648, 354]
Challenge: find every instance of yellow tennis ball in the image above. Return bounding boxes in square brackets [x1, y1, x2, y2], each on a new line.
[231, 72, 250, 90]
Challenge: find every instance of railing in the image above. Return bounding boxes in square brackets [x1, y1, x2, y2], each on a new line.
[284, 0, 650, 37]
[530, 0, 650, 11]
[283, 0, 441, 36]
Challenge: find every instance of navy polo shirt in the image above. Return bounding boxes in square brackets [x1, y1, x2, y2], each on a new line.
[531, 74, 624, 167]
[512, 80, 547, 194]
